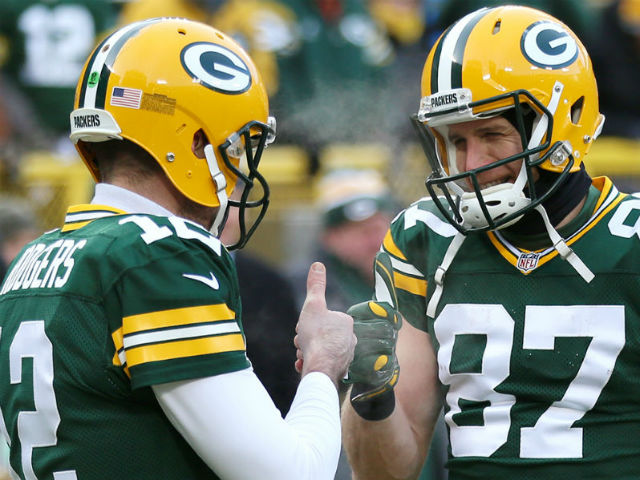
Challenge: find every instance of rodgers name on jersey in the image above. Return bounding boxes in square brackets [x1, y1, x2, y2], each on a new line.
[0, 205, 247, 479]
[383, 177, 640, 479]
[1, 239, 87, 294]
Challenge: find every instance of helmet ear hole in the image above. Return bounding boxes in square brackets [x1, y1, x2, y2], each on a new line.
[571, 96, 585, 125]
[191, 129, 210, 159]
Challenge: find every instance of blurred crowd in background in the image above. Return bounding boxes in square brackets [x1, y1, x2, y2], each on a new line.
[1, 0, 638, 270]
[1, 0, 640, 479]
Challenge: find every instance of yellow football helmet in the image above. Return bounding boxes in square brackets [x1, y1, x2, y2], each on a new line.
[69, 17, 276, 248]
[412, 5, 605, 232]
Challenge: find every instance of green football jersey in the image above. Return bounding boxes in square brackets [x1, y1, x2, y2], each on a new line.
[0, 204, 251, 479]
[384, 177, 640, 479]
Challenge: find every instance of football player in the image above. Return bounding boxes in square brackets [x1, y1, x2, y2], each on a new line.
[342, 5, 640, 479]
[0, 18, 355, 479]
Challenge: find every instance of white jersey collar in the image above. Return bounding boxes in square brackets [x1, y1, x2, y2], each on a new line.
[91, 183, 175, 218]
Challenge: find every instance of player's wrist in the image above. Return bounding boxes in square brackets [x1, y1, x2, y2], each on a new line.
[302, 358, 346, 390]
[349, 384, 396, 421]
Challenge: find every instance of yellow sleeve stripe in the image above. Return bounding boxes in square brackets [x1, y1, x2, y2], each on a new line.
[394, 271, 427, 297]
[123, 303, 235, 335]
[113, 327, 124, 352]
[383, 231, 407, 261]
[110, 328, 132, 375]
[126, 334, 246, 368]
[112, 328, 124, 366]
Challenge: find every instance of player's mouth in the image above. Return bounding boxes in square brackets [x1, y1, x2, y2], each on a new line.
[463, 177, 512, 192]
[480, 179, 511, 190]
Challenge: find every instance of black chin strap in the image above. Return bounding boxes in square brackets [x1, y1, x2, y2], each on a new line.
[506, 164, 592, 235]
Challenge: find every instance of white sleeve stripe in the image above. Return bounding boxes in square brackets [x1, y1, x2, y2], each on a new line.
[124, 323, 240, 349]
[389, 255, 424, 278]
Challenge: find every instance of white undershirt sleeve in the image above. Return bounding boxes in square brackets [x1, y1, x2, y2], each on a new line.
[152, 368, 341, 480]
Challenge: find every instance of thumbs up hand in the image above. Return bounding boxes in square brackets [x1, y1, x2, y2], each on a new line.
[294, 262, 356, 388]
[345, 252, 402, 408]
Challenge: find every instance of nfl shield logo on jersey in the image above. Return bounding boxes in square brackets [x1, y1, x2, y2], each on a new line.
[517, 252, 540, 272]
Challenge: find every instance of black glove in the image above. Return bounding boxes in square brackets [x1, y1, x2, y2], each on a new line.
[344, 251, 402, 420]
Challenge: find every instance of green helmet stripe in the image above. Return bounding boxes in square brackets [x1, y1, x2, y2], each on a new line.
[78, 35, 111, 107]
[429, 29, 448, 95]
[433, 8, 492, 92]
[94, 65, 111, 110]
[80, 18, 159, 109]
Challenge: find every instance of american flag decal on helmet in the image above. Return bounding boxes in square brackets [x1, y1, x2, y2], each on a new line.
[517, 252, 540, 272]
[110, 87, 142, 109]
